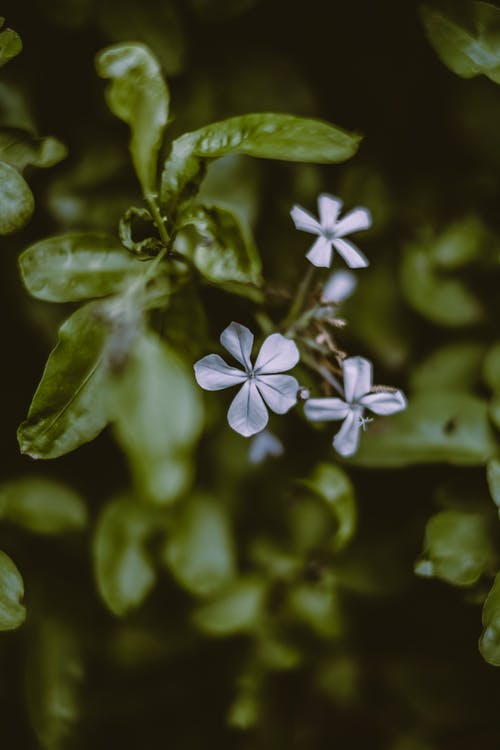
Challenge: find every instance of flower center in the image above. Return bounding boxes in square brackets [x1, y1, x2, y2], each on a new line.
[322, 228, 336, 241]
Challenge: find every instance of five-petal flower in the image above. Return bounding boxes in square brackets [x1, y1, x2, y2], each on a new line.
[304, 356, 407, 457]
[290, 193, 371, 269]
[194, 322, 300, 437]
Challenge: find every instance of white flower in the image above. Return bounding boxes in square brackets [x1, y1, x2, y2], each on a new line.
[304, 356, 407, 457]
[290, 193, 371, 269]
[248, 430, 284, 464]
[322, 270, 357, 304]
[194, 322, 300, 437]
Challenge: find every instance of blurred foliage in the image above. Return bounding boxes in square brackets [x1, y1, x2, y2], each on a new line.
[3, 1, 500, 749]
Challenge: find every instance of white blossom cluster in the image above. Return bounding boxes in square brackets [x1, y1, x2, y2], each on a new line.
[194, 194, 407, 458]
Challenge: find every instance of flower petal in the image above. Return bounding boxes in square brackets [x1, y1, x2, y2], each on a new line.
[256, 374, 299, 414]
[332, 237, 369, 269]
[227, 380, 268, 437]
[318, 193, 343, 231]
[360, 390, 407, 415]
[333, 411, 362, 457]
[304, 397, 349, 421]
[248, 430, 284, 465]
[333, 410, 361, 458]
[343, 356, 372, 403]
[306, 236, 333, 268]
[194, 354, 247, 391]
[220, 322, 254, 370]
[254, 333, 300, 374]
[334, 207, 372, 237]
[322, 270, 357, 304]
[290, 204, 322, 234]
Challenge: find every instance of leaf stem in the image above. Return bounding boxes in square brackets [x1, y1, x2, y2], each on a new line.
[145, 192, 170, 246]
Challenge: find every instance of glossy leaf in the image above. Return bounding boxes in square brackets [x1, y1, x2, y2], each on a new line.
[0, 551, 25, 631]
[26, 616, 83, 748]
[480, 572, 500, 665]
[415, 509, 497, 586]
[0, 477, 87, 534]
[349, 391, 496, 467]
[96, 43, 169, 195]
[0, 128, 67, 170]
[118, 206, 164, 259]
[163, 496, 235, 596]
[193, 577, 267, 635]
[18, 301, 113, 459]
[111, 333, 203, 504]
[0, 19, 22, 68]
[93, 496, 158, 616]
[19, 232, 146, 302]
[0, 160, 34, 234]
[176, 204, 262, 299]
[161, 113, 361, 207]
[421, 2, 500, 84]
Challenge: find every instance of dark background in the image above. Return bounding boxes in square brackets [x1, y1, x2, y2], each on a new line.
[1, 1, 500, 748]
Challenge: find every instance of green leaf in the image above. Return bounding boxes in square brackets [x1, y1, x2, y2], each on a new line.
[163, 496, 235, 597]
[95, 43, 169, 195]
[176, 204, 263, 300]
[18, 301, 113, 459]
[0, 20, 22, 68]
[421, 1, 500, 84]
[401, 242, 484, 327]
[19, 232, 146, 302]
[348, 391, 497, 467]
[287, 582, 343, 638]
[26, 616, 83, 749]
[415, 509, 497, 586]
[0, 128, 67, 170]
[118, 206, 164, 259]
[295, 464, 356, 553]
[193, 577, 267, 636]
[111, 332, 203, 504]
[480, 571, 500, 665]
[160, 281, 209, 361]
[161, 113, 361, 208]
[410, 342, 487, 391]
[0, 551, 25, 630]
[93, 496, 159, 616]
[487, 457, 500, 513]
[0, 160, 34, 234]
[0, 477, 87, 534]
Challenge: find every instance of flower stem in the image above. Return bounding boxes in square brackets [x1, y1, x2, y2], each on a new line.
[300, 349, 344, 397]
[283, 265, 315, 331]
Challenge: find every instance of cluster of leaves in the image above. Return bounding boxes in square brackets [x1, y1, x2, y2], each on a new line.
[0, 22, 374, 742]
[0, 19, 68, 638]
